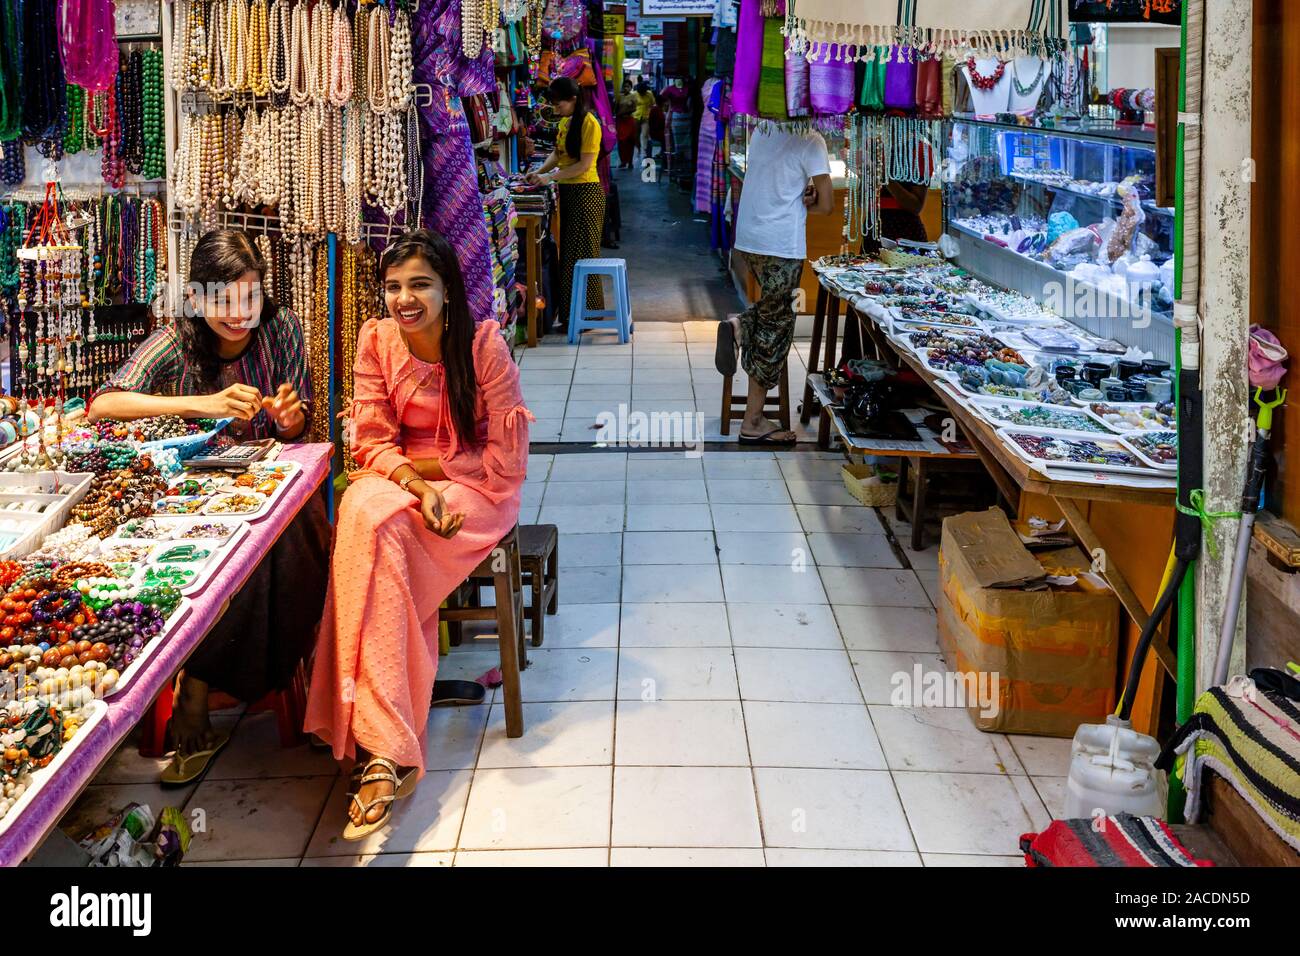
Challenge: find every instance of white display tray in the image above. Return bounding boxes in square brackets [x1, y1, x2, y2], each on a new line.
[192, 461, 301, 521]
[967, 395, 1120, 436]
[997, 425, 1158, 477]
[889, 309, 987, 334]
[1118, 431, 1179, 473]
[0, 699, 109, 839]
[142, 520, 250, 596]
[102, 598, 195, 700]
[1080, 400, 1176, 433]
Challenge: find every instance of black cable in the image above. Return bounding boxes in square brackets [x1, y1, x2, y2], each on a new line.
[1118, 558, 1189, 722]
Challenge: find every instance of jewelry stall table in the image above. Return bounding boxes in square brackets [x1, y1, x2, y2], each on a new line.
[0, 443, 333, 866]
[806, 271, 1181, 699]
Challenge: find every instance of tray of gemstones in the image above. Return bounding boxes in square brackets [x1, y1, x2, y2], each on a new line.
[0, 699, 109, 837]
[140, 518, 250, 595]
[184, 461, 301, 521]
[919, 338, 1028, 378]
[967, 396, 1118, 435]
[997, 426, 1157, 476]
[100, 598, 196, 700]
[1082, 401, 1176, 434]
[892, 307, 987, 332]
[1119, 430, 1178, 472]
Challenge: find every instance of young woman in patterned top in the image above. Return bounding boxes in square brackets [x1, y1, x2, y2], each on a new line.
[89, 229, 309, 438]
[88, 229, 331, 785]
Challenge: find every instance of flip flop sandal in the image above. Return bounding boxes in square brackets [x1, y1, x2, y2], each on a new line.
[714, 319, 739, 376]
[343, 756, 400, 841]
[738, 427, 797, 447]
[348, 761, 418, 800]
[159, 728, 232, 786]
[432, 679, 486, 706]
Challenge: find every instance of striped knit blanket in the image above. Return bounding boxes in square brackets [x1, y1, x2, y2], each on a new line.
[1020, 814, 1212, 867]
[1156, 676, 1300, 853]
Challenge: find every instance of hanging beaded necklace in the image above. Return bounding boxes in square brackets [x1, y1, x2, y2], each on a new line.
[964, 57, 1006, 92]
[1011, 57, 1044, 97]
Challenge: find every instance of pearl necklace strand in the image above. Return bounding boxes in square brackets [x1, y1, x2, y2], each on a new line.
[366, 4, 390, 114]
[225, 0, 248, 95]
[310, 0, 330, 106]
[289, 0, 311, 107]
[183, 0, 210, 91]
[268, 0, 291, 100]
[343, 104, 362, 243]
[389, 9, 413, 111]
[247, 0, 269, 96]
[463, 0, 484, 59]
[207, 0, 231, 98]
[328, 2, 354, 107]
[171, 0, 191, 90]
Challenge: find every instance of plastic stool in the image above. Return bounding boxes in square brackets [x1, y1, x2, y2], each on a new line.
[567, 258, 632, 344]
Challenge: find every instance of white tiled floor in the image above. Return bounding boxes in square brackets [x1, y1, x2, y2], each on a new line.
[55, 324, 1055, 867]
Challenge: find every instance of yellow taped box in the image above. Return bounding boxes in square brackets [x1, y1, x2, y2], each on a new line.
[937, 508, 1120, 737]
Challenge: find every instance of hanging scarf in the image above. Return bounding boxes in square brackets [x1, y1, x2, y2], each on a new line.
[756, 17, 789, 121]
[786, 0, 1068, 61]
[785, 39, 811, 117]
[731, 0, 763, 117]
[808, 43, 854, 115]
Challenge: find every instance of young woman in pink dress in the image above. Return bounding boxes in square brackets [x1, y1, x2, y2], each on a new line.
[304, 229, 533, 840]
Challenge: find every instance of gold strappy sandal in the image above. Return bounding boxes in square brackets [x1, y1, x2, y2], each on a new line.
[342, 756, 401, 841]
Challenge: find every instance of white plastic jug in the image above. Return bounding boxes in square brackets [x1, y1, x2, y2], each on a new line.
[1063, 715, 1167, 820]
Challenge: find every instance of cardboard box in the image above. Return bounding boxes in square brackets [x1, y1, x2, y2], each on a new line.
[937, 508, 1120, 737]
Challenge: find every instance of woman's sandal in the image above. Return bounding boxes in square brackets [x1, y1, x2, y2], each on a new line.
[159, 720, 231, 787]
[343, 756, 402, 841]
[347, 759, 418, 800]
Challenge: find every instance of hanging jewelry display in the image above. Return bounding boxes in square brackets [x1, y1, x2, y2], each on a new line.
[307, 241, 330, 443]
[1012, 57, 1044, 98]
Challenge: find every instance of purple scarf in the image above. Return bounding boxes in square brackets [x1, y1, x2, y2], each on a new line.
[732, 0, 763, 117]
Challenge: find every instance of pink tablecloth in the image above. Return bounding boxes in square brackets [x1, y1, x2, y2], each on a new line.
[0, 444, 333, 866]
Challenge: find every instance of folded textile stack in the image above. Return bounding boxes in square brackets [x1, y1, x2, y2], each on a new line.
[1157, 675, 1300, 854]
[482, 187, 521, 336]
[1020, 813, 1213, 867]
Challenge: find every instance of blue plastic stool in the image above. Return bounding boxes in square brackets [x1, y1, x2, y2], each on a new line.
[567, 258, 632, 344]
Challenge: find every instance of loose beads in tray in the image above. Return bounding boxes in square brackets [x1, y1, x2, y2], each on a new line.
[975, 400, 1110, 434]
[147, 543, 215, 567]
[1086, 402, 1176, 433]
[1004, 431, 1147, 471]
[1123, 431, 1178, 468]
[203, 493, 263, 516]
[98, 544, 154, 565]
[113, 519, 174, 541]
[152, 496, 209, 516]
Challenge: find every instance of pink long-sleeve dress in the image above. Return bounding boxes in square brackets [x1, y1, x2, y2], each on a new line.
[304, 317, 533, 774]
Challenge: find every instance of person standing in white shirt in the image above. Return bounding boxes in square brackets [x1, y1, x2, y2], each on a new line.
[717, 126, 833, 445]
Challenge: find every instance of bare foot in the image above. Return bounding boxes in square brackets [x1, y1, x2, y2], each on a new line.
[169, 674, 223, 757]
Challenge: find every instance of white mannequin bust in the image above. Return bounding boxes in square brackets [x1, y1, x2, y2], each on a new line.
[961, 58, 1012, 119]
[1007, 56, 1052, 116]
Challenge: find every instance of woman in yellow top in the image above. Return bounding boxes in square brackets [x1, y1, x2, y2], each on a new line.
[633, 81, 655, 158]
[525, 76, 605, 330]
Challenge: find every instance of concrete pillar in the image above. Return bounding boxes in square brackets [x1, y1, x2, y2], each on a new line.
[1196, 0, 1253, 692]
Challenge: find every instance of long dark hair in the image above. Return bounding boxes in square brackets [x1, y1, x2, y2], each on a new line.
[179, 229, 272, 388]
[549, 76, 590, 164]
[379, 229, 480, 449]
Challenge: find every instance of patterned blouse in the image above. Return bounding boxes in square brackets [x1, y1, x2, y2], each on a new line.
[92, 306, 312, 440]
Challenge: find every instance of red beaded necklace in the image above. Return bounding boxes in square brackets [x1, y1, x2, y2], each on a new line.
[965, 57, 1007, 91]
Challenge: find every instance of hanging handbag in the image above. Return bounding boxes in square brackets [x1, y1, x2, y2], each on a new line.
[857, 47, 887, 111]
[915, 55, 941, 117]
[884, 45, 917, 112]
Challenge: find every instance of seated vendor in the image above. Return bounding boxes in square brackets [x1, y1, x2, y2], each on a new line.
[88, 228, 331, 785]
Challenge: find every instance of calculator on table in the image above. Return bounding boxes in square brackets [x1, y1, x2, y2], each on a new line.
[182, 438, 276, 470]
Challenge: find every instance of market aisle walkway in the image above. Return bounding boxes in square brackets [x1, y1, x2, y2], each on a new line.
[610, 163, 735, 325]
[62, 444, 1066, 865]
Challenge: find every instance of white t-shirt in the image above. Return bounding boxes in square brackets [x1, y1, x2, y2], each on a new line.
[734, 128, 831, 261]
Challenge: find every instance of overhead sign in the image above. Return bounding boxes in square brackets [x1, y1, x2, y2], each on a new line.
[1068, 0, 1179, 24]
[604, 12, 626, 33]
[645, 39, 664, 58]
[641, 0, 714, 15]
[636, 18, 663, 34]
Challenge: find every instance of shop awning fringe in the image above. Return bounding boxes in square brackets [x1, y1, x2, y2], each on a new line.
[784, 0, 1069, 62]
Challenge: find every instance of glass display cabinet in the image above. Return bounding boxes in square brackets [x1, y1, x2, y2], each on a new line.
[943, 116, 1175, 360]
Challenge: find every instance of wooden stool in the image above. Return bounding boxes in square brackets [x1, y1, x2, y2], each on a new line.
[721, 362, 791, 436]
[519, 524, 559, 647]
[441, 526, 527, 738]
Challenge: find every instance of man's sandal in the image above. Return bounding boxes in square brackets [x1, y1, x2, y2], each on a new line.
[343, 756, 403, 841]
[159, 724, 231, 787]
